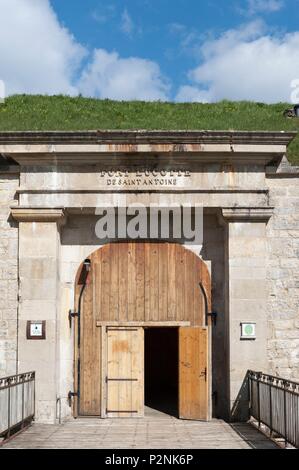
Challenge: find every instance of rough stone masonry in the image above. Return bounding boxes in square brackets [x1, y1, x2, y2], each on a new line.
[0, 167, 19, 377]
[267, 159, 299, 381]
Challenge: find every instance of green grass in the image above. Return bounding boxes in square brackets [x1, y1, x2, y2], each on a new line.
[0, 95, 298, 164]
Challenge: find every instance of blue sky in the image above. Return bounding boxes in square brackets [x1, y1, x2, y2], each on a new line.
[1, 0, 299, 102]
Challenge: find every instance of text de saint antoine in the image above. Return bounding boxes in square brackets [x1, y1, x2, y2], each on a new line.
[99, 169, 191, 187]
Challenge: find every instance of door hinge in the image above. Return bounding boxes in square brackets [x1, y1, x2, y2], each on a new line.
[68, 309, 79, 327]
[206, 311, 217, 326]
[67, 391, 79, 407]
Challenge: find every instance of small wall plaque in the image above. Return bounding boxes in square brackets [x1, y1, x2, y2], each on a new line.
[240, 322, 256, 340]
[26, 321, 46, 340]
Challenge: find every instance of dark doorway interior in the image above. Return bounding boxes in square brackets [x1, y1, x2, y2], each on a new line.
[144, 327, 179, 417]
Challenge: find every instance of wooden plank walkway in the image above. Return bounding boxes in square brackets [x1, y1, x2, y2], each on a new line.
[2, 408, 277, 449]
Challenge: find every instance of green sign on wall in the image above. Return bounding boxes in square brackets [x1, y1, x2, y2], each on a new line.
[240, 322, 256, 340]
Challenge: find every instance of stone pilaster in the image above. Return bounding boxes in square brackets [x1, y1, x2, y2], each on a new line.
[222, 208, 273, 421]
[0, 169, 19, 377]
[11, 208, 65, 423]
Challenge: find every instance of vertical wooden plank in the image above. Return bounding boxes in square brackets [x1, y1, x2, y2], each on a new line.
[79, 269, 91, 414]
[109, 243, 119, 321]
[158, 243, 168, 322]
[135, 243, 145, 321]
[73, 279, 80, 418]
[118, 329, 129, 416]
[75, 250, 102, 417]
[101, 245, 111, 321]
[179, 327, 208, 421]
[149, 243, 159, 321]
[128, 243, 136, 321]
[80, 261, 101, 416]
[118, 243, 128, 321]
[106, 328, 118, 417]
[185, 249, 195, 327]
[131, 328, 144, 417]
[93, 250, 102, 320]
[100, 326, 107, 418]
[167, 244, 176, 320]
[92, 255, 102, 414]
[144, 244, 151, 322]
[93, 322, 102, 415]
[175, 245, 185, 321]
[200, 328, 209, 420]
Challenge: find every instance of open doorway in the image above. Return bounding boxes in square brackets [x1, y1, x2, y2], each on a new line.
[144, 328, 179, 417]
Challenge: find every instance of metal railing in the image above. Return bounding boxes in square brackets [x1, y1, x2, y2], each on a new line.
[0, 371, 35, 440]
[248, 370, 299, 448]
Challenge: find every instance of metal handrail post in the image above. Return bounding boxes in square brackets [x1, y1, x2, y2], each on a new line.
[283, 381, 287, 448]
[269, 378, 273, 437]
[257, 373, 261, 428]
[7, 377, 11, 438]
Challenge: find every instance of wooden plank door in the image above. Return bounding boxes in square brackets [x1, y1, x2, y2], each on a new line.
[179, 327, 209, 421]
[75, 255, 102, 417]
[105, 327, 144, 418]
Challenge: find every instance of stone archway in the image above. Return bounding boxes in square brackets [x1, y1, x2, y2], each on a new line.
[73, 242, 212, 420]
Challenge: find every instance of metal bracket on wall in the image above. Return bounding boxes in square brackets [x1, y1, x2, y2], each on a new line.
[68, 310, 79, 328]
[206, 312, 218, 326]
[67, 391, 79, 407]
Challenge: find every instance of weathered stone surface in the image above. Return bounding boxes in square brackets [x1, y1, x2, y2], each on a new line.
[18, 221, 61, 424]
[0, 172, 19, 377]
[266, 176, 299, 381]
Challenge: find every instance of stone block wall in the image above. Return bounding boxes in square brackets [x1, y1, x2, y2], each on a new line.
[267, 170, 299, 380]
[0, 168, 19, 377]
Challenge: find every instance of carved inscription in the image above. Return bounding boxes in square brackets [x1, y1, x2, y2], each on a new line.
[99, 169, 191, 187]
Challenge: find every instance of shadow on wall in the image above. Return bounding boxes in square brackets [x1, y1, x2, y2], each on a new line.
[231, 371, 250, 423]
[200, 210, 227, 420]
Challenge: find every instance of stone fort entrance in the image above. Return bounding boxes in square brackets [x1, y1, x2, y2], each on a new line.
[73, 242, 212, 421]
[1, 129, 297, 425]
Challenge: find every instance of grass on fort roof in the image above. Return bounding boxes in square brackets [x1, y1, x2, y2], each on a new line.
[0, 95, 298, 164]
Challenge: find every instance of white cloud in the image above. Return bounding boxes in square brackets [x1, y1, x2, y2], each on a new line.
[246, 0, 284, 15]
[0, 0, 86, 95]
[92, 4, 116, 24]
[121, 8, 134, 35]
[78, 49, 169, 101]
[176, 21, 299, 103]
[176, 86, 211, 103]
[0, 0, 169, 101]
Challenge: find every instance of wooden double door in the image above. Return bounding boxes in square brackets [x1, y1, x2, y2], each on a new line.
[73, 242, 211, 421]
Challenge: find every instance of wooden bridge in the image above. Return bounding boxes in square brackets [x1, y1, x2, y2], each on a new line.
[2, 408, 277, 449]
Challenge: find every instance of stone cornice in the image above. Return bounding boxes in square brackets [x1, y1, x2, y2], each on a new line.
[0, 130, 296, 145]
[11, 207, 66, 223]
[0, 130, 296, 167]
[221, 207, 274, 222]
[0, 165, 20, 174]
